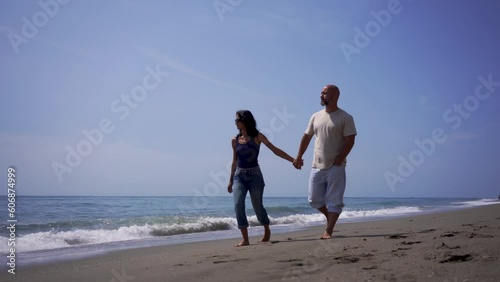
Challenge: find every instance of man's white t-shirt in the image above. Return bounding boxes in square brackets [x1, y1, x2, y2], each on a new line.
[305, 108, 357, 169]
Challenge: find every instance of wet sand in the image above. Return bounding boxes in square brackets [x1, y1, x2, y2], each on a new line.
[3, 204, 500, 282]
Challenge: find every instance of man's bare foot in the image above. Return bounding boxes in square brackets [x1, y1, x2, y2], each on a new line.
[320, 232, 332, 239]
[235, 241, 249, 247]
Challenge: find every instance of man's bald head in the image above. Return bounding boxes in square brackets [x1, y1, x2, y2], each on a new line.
[320, 84, 341, 109]
[325, 85, 340, 97]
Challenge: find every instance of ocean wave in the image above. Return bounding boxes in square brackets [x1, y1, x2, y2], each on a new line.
[0, 224, 152, 253]
[265, 205, 310, 214]
[341, 206, 423, 219]
[452, 198, 500, 207]
[0, 217, 238, 253]
[0, 206, 428, 253]
[150, 217, 235, 236]
[269, 213, 325, 225]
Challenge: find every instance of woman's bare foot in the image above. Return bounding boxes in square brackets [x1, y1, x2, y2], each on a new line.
[260, 225, 271, 243]
[236, 228, 249, 246]
[320, 232, 332, 239]
[260, 231, 271, 243]
[235, 241, 249, 247]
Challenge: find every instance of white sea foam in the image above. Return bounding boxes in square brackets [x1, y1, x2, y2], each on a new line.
[0, 206, 436, 253]
[269, 213, 326, 225]
[341, 206, 422, 219]
[0, 225, 151, 253]
[0, 217, 238, 253]
[452, 198, 500, 207]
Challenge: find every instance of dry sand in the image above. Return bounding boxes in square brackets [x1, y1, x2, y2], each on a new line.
[2, 204, 500, 282]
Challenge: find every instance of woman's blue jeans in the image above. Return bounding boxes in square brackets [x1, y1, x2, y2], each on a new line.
[232, 167, 270, 229]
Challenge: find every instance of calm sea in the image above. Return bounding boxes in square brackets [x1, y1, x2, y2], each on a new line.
[0, 196, 499, 268]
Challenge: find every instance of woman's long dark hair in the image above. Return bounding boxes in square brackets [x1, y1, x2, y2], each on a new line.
[236, 110, 259, 138]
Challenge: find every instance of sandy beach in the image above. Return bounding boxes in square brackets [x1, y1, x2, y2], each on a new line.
[3, 203, 500, 282]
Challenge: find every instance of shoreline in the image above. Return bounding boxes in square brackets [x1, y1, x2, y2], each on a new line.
[5, 203, 484, 269]
[3, 203, 500, 281]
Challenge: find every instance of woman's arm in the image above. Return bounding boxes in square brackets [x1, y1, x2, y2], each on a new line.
[227, 137, 237, 193]
[257, 132, 294, 163]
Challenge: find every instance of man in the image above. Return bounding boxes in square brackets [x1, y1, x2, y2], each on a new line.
[293, 84, 357, 239]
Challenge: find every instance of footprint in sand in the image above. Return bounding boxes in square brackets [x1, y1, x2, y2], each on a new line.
[212, 258, 250, 264]
[392, 247, 411, 251]
[359, 253, 374, 258]
[439, 254, 472, 263]
[276, 258, 305, 267]
[468, 232, 494, 238]
[440, 231, 460, 237]
[385, 234, 408, 239]
[343, 245, 361, 251]
[333, 256, 360, 264]
[399, 241, 422, 245]
[391, 247, 410, 257]
[418, 229, 437, 233]
[437, 242, 460, 249]
[277, 258, 302, 263]
[209, 255, 230, 259]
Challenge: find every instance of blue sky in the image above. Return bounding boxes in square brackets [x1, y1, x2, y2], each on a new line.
[1, 0, 499, 198]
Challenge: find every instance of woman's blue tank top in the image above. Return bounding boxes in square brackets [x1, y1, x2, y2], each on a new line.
[236, 135, 260, 168]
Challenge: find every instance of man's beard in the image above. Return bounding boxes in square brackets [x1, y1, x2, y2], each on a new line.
[321, 99, 328, 106]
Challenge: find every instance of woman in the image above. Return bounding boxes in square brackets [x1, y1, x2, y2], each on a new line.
[227, 110, 296, 246]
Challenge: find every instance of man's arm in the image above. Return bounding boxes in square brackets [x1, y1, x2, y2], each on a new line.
[294, 133, 313, 169]
[333, 135, 355, 166]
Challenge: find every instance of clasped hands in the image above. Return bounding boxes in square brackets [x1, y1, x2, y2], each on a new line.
[292, 158, 304, 170]
[293, 156, 342, 170]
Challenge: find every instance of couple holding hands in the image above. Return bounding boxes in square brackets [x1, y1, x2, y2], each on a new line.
[227, 84, 357, 246]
